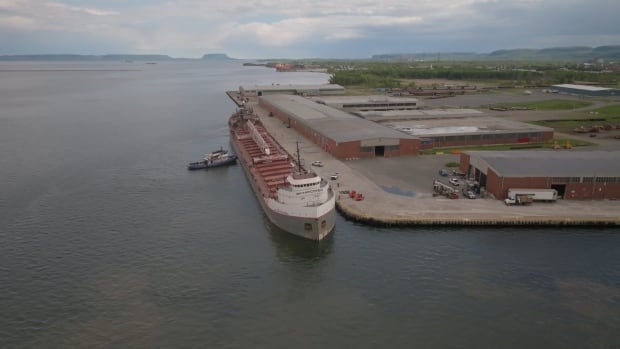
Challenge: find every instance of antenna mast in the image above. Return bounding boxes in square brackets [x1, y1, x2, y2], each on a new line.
[296, 141, 302, 173]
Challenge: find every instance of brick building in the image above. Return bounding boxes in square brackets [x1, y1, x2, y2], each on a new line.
[460, 150, 620, 200]
[260, 94, 420, 159]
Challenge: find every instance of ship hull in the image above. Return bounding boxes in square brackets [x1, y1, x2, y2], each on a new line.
[265, 200, 336, 240]
[230, 127, 335, 241]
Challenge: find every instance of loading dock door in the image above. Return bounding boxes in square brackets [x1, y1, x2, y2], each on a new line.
[551, 184, 566, 198]
[375, 146, 385, 157]
[479, 172, 487, 187]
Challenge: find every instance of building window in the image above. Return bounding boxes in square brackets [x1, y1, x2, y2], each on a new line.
[551, 177, 570, 183]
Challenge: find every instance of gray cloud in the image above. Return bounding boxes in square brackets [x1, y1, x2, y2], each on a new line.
[0, 0, 617, 58]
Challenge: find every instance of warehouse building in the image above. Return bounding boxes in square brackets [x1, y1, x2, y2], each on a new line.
[311, 95, 421, 111]
[259, 94, 420, 158]
[460, 150, 620, 200]
[239, 84, 345, 97]
[551, 84, 619, 97]
[358, 109, 554, 149]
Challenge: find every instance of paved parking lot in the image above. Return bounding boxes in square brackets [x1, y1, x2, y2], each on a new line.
[346, 154, 461, 198]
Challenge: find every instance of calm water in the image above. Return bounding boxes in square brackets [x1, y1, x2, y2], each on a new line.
[1, 61, 619, 348]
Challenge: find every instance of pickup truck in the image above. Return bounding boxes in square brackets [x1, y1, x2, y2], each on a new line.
[505, 194, 533, 205]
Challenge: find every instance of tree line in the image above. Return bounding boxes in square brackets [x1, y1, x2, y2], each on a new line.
[327, 63, 620, 88]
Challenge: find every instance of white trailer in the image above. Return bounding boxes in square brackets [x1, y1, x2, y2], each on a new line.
[507, 188, 558, 202]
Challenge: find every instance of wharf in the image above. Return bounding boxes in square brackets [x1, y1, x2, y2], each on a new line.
[226, 91, 620, 227]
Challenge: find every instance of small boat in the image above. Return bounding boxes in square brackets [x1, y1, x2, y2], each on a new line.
[187, 147, 237, 170]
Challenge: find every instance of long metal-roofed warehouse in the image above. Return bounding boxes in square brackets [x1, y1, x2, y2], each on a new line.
[259, 94, 420, 158]
[460, 150, 620, 200]
[310, 95, 421, 111]
[239, 84, 345, 97]
[356, 109, 554, 149]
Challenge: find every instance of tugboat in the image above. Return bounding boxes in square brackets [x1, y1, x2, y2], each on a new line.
[187, 147, 237, 170]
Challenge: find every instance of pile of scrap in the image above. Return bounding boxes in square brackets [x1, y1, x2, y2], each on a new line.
[573, 124, 619, 133]
[433, 180, 459, 199]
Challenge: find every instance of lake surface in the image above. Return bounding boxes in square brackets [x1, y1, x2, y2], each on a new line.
[1, 61, 619, 348]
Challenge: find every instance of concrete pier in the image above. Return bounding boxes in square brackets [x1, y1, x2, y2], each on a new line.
[227, 92, 620, 227]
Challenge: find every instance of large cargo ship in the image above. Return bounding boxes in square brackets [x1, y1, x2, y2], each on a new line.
[229, 106, 336, 240]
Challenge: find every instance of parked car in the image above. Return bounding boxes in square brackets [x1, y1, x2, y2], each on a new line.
[463, 190, 476, 199]
[311, 161, 323, 167]
[449, 178, 460, 186]
[330, 173, 339, 180]
[438, 169, 450, 177]
[452, 170, 466, 178]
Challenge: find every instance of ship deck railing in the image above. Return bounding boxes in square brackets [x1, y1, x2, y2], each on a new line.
[253, 154, 288, 164]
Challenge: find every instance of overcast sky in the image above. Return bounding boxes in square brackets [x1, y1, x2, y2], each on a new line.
[0, 0, 618, 58]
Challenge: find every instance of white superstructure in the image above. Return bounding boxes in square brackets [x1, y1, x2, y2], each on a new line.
[267, 174, 335, 219]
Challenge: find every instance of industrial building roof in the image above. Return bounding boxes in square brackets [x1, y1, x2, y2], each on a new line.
[467, 150, 620, 177]
[357, 109, 483, 121]
[311, 95, 420, 106]
[377, 113, 552, 137]
[261, 94, 417, 143]
[240, 84, 344, 93]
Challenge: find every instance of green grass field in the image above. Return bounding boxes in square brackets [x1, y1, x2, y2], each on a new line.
[530, 103, 620, 132]
[586, 104, 620, 117]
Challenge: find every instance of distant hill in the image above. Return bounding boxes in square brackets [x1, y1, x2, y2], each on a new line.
[0, 53, 239, 62]
[102, 54, 173, 61]
[0, 54, 174, 61]
[372, 46, 620, 61]
[2, 46, 619, 62]
[372, 52, 481, 61]
[202, 53, 234, 60]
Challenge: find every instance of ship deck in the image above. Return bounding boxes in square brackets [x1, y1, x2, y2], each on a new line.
[232, 118, 292, 198]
